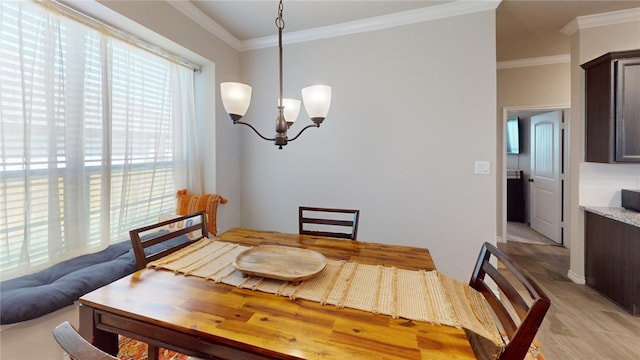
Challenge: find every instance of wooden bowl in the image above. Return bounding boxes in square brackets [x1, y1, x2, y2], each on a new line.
[233, 245, 327, 285]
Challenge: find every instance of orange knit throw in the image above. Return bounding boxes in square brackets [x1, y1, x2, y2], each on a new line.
[175, 189, 228, 236]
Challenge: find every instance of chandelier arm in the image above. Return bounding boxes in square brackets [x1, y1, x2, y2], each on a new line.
[287, 124, 320, 142]
[234, 121, 276, 142]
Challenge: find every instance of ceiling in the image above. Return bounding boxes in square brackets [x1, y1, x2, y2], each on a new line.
[496, 0, 640, 61]
[186, 0, 640, 61]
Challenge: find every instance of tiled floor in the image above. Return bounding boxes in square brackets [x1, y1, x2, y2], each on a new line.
[506, 222, 558, 246]
[499, 241, 640, 359]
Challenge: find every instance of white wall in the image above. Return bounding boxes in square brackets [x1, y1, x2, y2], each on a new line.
[498, 62, 571, 106]
[236, 11, 497, 282]
[97, 1, 497, 282]
[580, 163, 640, 206]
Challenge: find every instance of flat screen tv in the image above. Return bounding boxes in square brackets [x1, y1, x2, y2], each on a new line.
[506, 117, 520, 154]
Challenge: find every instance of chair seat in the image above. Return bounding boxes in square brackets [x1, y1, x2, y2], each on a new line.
[525, 338, 545, 360]
[502, 334, 545, 360]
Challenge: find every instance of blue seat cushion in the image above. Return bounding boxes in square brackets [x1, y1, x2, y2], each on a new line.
[0, 241, 135, 324]
[0, 230, 191, 324]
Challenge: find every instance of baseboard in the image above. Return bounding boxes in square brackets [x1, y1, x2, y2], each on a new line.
[567, 270, 586, 284]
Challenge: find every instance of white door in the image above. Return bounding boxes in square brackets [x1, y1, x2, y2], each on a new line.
[530, 111, 562, 244]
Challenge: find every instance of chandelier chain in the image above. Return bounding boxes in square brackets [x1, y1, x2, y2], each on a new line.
[275, 0, 285, 30]
[277, 0, 284, 109]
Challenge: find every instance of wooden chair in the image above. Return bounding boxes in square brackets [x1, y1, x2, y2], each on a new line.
[298, 206, 360, 240]
[53, 321, 116, 360]
[129, 212, 209, 359]
[469, 242, 551, 360]
[130, 211, 208, 270]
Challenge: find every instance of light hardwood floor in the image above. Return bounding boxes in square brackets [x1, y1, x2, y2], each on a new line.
[499, 240, 640, 360]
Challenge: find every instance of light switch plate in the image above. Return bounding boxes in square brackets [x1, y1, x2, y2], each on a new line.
[475, 161, 491, 175]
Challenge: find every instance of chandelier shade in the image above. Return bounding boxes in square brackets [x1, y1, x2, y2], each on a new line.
[301, 85, 332, 122]
[220, 82, 252, 120]
[281, 98, 301, 125]
[219, 0, 332, 149]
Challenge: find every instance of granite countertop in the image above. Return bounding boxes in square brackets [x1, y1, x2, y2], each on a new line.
[583, 206, 640, 228]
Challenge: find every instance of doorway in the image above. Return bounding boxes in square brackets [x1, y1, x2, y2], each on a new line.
[501, 106, 569, 247]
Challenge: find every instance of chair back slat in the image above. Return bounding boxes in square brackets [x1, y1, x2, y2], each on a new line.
[299, 207, 360, 240]
[469, 242, 550, 360]
[481, 262, 530, 320]
[302, 218, 355, 227]
[130, 211, 208, 270]
[474, 278, 519, 337]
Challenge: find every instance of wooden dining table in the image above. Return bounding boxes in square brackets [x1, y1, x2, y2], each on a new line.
[78, 227, 477, 359]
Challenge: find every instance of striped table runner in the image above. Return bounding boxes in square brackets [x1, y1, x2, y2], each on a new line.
[148, 238, 505, 359]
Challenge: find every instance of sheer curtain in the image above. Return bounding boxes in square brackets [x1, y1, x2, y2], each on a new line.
[0, 1, 200, 279]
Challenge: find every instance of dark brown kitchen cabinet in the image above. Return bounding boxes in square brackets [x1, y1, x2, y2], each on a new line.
[507, 170, 525, 222]
[585, 211, 640, 315]
[581, 49, 640, 163]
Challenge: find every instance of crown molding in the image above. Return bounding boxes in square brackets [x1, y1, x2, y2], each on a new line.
[167, 0, 243, 51]
[169, 0, 500, 52]
[561, 7, 640, 35]
[497, 54, 571, 69]
[243, 0, 500, 51]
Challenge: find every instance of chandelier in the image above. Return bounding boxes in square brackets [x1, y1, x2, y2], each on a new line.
[220, 0, 332, 149]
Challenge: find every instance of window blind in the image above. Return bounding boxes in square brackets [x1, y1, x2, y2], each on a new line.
[0, 1, 199, 279]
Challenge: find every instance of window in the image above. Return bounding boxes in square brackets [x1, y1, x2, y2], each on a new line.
[0, 1, 199, 279]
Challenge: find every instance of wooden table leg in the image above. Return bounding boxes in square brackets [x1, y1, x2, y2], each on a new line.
[148, 344, 160, 360]
[79, 304, 118, 356]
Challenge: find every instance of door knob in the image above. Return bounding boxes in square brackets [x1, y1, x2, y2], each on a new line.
[528, 178, 534, 183]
